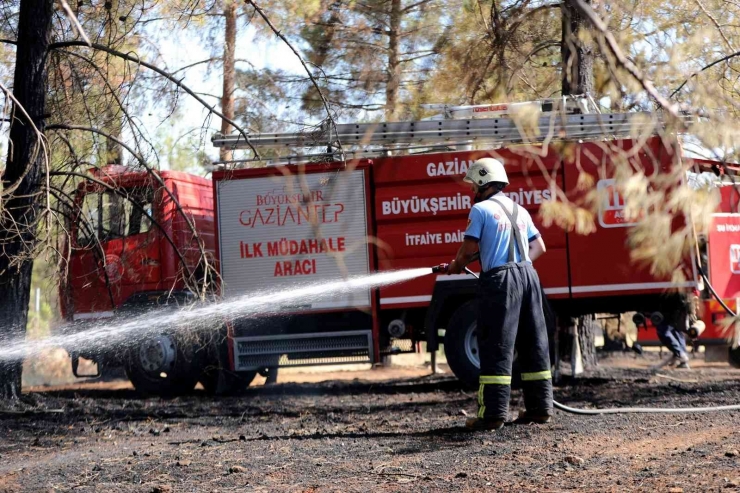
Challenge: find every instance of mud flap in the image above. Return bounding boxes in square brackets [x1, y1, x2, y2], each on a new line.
[424, 277, 478, 354]
[71, 352, 101, 378]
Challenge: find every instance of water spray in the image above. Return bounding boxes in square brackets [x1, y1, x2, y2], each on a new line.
[0, 268, 432, 364]
[442, 258, 740, 415]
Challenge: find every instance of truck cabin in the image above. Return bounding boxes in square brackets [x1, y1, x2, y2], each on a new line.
[61, 166, 215, 322]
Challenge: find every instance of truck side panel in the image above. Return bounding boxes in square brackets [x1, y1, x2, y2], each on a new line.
[213, 167, 371, 307]
[372, 147, 569, 305]
[211, 165, 379, 370]
[563, 137, 696, 297]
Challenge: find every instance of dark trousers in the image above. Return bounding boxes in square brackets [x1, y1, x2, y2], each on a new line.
[656, 323, 687, 358]
[477, 262, 553, 421]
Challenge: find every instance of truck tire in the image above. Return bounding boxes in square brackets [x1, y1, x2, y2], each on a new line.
[444, 300, 480, 389]
[200, 368, 257, 395]
[730, 346, 740, 369]
[125, 333, 201, 396]
[198, 333, 259, 395]
[445, 300, 528, 389]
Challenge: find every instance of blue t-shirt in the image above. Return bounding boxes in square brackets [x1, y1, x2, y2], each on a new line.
[464, 193, 541, 271]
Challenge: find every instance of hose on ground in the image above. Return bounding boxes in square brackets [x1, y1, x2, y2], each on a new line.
[553, 400, 740, 414]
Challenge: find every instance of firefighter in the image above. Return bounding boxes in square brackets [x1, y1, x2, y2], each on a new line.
[438, 157, 552, 430]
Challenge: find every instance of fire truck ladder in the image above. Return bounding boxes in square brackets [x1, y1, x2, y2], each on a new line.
[211, 98, 692, 163]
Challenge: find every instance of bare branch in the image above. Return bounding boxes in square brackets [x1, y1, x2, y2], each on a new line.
[56, 48, 148, 165]
[46, 41, 261, 158]
[243, 0, 342, 155]
[694, 0, 734, 51]
[0, 81, 48, 198]
[172, 57, 257, 75]
[671, 50, 740, 98]
[56, 0, 91, 46]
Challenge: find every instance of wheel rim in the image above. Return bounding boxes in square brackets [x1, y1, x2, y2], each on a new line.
[463, 323, 518, 371]
[137, 335, 177, 375]
[464, 323, 480, 369]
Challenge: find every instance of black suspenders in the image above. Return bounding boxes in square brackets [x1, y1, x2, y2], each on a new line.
[490, 198, 526, 263]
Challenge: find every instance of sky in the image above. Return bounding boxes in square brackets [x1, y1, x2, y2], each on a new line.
[144, 22, 304, 170]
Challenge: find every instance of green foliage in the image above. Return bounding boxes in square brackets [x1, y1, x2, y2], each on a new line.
[235, 0, 448, 125]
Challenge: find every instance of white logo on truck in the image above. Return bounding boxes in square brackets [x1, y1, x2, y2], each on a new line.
[730, 244, 740, 274]
[597, 179, 639, 228]
[217, 171, 370, 310]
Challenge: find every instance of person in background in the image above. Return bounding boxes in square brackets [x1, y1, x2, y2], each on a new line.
[656, 317, 691, 369]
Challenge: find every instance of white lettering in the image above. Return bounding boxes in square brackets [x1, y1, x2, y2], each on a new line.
[426, 159, 475, 177]
[406, 230, 467, 246]
[381, 190, 537, 216]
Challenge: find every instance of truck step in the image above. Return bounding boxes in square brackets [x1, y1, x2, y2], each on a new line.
[233, 330, 373, 370]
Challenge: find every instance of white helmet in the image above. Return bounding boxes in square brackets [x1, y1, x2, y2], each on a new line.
[463, 157, 508, 186]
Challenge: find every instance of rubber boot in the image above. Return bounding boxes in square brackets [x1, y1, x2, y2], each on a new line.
[465, 417, 505, 431]
[512, 410, 552, 425]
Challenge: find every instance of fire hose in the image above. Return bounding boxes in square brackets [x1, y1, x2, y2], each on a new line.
[431, 256, 740, 415]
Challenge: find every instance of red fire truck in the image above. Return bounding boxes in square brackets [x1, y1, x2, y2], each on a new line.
[59, 99, 740, 395]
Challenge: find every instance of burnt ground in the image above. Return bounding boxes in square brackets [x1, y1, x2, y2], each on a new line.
[2, 357, 740, 492]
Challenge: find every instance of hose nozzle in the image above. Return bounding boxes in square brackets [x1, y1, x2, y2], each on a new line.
[432, 263, 449, 274]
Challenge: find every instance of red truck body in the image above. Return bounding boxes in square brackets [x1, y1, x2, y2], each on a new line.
[61, 134, 740, 392]
[371, 137, 686, 304]
[635, 185, 740, 346]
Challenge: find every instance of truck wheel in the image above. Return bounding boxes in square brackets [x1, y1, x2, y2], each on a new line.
[445, 300, 523, 389]
[200, 368, 257, 395]
[125, 333, 200, 396]
[199, 335, 257, 395]
[730, 346, 740, 369]
[443, 301, 480, 389]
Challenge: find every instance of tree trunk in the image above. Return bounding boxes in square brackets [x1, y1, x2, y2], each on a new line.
[0, 0, 54, 400]
[385, 0, 401, 121]
[106, 109, 123, 165]
[577, 315, 599, 370]
[220, 0, 237, 162]
[561, 0, 594, 96]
